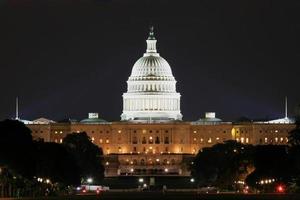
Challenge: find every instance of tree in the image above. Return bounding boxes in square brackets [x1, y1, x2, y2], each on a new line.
[288, 121, 300, 146]
[35, 141, 80, 186]
[287, 119, 300, 191]
[62, 132, 104, 184]
[192, 140, 254, 189]
[245, 145, 291, 191]
[0, 120, 35, 178]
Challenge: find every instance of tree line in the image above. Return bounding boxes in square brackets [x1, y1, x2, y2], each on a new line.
[0, 119, 104, 197]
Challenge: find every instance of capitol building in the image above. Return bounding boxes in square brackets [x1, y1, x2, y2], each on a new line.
[25, 28, 295, 177]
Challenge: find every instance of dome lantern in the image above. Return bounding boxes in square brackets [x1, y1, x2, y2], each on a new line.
[145, 26, 158, 55]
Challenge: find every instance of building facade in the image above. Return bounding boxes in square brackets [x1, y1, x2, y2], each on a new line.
[26, 28, 295, 177]
[28, 118, 295, 177]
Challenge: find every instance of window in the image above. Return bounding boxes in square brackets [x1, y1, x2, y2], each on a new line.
[99, 139, 103, 143]
[208, 138, 212, 143]
[59, 139, 63, 143]
[91, 137, 95, 142]
[264, 137, 268, 143]
[133, 136, 137, 144]
[106, 138, 109, 144]
[275, 137, 278, 143]
[133, 146, 137, 152]
[155, 136, 160, 144]
[140, 159, 145, 165]
[241, 137, 244, 143]
[164, 137, 169, 144]
[118, 130, 121, 133]
[165, 147, 169, 152]
[142, 137, 146, 144]
[155, 158, 160, 165]
[149, 136, 153, 144]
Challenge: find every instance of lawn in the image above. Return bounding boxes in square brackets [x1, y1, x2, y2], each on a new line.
[4, 192, 300, 200]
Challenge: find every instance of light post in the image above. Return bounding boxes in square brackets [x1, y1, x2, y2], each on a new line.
[190, 178, 195, 189]
[87, 178, 93, 192]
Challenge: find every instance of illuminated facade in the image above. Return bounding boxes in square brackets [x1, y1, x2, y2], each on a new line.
[25, 28, 295, 177]
[28, 116, 295, 177]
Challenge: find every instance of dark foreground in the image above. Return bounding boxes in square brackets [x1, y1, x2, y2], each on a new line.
[2, 192, 300, 200]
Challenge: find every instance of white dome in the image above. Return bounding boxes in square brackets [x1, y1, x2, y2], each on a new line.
[121, 27, 182, 121]
[129, 55, 174, 80]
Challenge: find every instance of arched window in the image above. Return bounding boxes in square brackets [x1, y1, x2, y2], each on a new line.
[140, 159, 145, 165]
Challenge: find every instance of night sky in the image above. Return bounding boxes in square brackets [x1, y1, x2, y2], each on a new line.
[0, 0, 300, 122]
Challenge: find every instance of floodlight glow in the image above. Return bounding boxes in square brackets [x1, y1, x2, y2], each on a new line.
[87, 178, 93, 183]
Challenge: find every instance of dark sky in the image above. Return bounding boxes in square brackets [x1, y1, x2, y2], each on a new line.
[0, 0, 300, 122]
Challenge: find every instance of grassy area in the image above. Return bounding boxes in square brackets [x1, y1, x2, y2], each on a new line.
[3, 192, 300, 200]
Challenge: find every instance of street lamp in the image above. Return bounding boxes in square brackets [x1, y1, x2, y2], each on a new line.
[138, 178, 144, 183]
[87, 178, 93, 184]
[87, 178, 93, 191]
